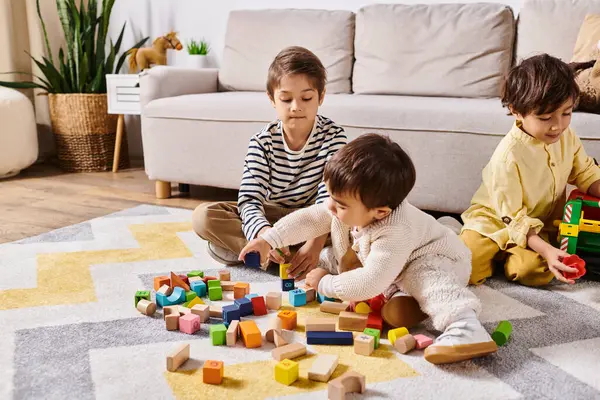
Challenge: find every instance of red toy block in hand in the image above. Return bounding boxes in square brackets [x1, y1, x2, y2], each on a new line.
[562, 255, 586, 280]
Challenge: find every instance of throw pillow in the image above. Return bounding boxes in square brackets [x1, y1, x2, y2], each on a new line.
[570, 14, 600, 114]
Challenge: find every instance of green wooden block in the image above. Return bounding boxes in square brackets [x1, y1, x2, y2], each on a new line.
[207, 279, 221, 288]
[210, 324, 227, 345]
[185, 290, 197, 302]
[135, 290, 151, 307]
[209, 286, 223, 301]
[363, 328, 381, 348]
[187, 270, 204, 278]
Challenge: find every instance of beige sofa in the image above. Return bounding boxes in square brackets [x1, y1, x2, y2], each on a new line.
[140, 0, 600, 213]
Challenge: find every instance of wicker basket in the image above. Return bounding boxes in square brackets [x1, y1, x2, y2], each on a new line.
[49, 93, 129, 172]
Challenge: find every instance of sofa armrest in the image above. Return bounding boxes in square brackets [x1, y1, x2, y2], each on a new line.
[139, 66, 219, 109]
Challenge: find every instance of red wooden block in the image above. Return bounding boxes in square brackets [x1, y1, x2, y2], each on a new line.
[178, 274, 190, 285]
[203, 276, 217, 285]
[251, 296, 267, 316]
[366, 312, 383, 332]
[368, 294, 385, 313]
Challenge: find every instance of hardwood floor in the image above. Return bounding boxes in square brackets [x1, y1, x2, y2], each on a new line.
[0, 162, 238, 244]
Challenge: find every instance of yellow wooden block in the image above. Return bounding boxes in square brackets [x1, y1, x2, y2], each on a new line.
[280, 264, 290, 279]
[354, 302, 371, 314]
[388, 327, 409, 345]
[274, 359, 299, 386]
[186, 296, 204, 308]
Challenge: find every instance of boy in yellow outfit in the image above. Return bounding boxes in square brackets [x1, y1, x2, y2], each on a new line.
[461, 54, 600, 286]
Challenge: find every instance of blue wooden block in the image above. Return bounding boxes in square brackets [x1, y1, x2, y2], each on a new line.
[190, 280, 207, 297]
[306, 331, 353, 345]
[289, 289, 306, 307]
[156, 287, 186, 307]
[245, 252, 261, 268]
[282, 278, 295, 292]
[222, 304, 241, 324]
[234, 297, 253, 316]
[317, 292, 336, 304]
[245, 293, 259, 300]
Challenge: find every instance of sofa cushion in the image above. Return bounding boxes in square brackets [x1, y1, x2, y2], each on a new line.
[352, 3, 515, 98]
[219, 9, 355, 94]
[517, 0, 600, 62]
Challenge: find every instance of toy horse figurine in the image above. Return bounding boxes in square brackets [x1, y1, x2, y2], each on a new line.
[128, 31, 182, 73]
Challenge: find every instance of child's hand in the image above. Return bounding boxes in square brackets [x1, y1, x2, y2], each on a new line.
[305, 268, 330, 290]
[269, 246, 290, 264]
[543, 247, 578, 284]
[288, 242, 321, 281]
[239, 238, 272, 266]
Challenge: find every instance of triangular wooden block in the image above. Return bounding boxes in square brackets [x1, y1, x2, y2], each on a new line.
[273, 330, 288, 347]
[170, 272, 190, 291]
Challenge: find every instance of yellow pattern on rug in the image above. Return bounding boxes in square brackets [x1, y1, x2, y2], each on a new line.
[0, 222, 192, 310]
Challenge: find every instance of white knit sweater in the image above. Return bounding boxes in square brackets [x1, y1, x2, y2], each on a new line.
[261, 201, 471, 302]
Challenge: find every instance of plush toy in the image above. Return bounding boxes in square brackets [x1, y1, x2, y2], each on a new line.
[570, 40, 600, 114]
[128, 31, 182, 73]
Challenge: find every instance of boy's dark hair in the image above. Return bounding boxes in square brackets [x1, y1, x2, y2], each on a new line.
[324, 134, 416, 210]
[267, 46, 327, 99]
[501, 54, 579, 116]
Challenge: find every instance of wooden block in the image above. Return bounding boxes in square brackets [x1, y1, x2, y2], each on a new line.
[413, 334, 433, 349]
[208, 286, 223, 301]
[328, 370, 365, 400]
[187, 270, 204, 278]
[394, 334, 416, 354]
[266, 292, 282, 310]
[218, 269, 231, 282]
[354, 334, 375, 356]
[234, 282, 249, 299]
[207, 279, 221, 288]
[178, 305, 191, 315]
[308, 354, 339, 382]
[354, 302, 371, 314]
[134, 290, 151, 307]
[280, 263, 290, 279]
[190, 280, 207, 297]
[165, 314, 179, 331]
[186, 296, 204, 309]
[136, 299, 156, 316]
[273, 330, 288, 347]
[274, 359, 299, 386]
[239, 320, 262, 348]
[154, 276, 170, 291]
[166, 343, 189, 372]
[203, 360, 224, 384]
[170, 271, 190, 291]
[191, 304, 210, 322]
[307, 331, 353, 345]
[157, 284, 172, 296]
[178, 274, 190, 285]
[251, 296, 268, 316]
[305, 317, 337, 332]
[222, 304, 240, 324]
[265, 317, 283, 342]
[338, 311, 368, 332]
[281, 278, 295, 292]
[185, 290, 197, 303]
[179, 313, 201, 334]
[278, 310, 297, 330]
[388, 327, 409, 345]
[226, 320, 239, 346]
[366, 313, 383, 332]
[234, 297, 253, 316]
[303, 286, 316, 303]
[320, 301, 349, 314]
[363, 328, 381, 348]
[210, 324, 227, 345]
[289, 289, 306, 307]
[272, 342, 307, 361]
[163, 306, 179, 320]
[221, 281, 236, 291]
[209, 305, 223, 318]
[202, 276, 217, 285]
[188, 276, 203, 284]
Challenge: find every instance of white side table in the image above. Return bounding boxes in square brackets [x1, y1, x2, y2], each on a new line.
[106, 74, 141, 172]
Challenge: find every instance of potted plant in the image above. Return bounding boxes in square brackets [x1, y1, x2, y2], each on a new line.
[0, 0, 148, 172]
[185, 38, 211, 69]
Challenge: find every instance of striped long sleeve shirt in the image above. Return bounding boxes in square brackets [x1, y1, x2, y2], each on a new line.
[238, 115, 347, 241]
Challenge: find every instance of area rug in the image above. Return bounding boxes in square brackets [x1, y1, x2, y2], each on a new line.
[1, 205, 600, 400]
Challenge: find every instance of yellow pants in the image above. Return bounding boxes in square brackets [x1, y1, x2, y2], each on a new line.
[460, 229, 554, 287]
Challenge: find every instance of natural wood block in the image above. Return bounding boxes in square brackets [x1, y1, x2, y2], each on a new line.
[157, 284, 172, 296]
[266, 292, 282, 310]
[354, 334, 375, 356]
[154, 275, 170, 291]
[178, 305, 191, 315]
[170, 271, 190, 291]
[265, 317, 283, 342]
[320, 301, 349, 315]
[226, 320, 239, 346]
[328, 370, 365, 400]
[303, 286, 316, 303]
[234, 282, 249, 299]
[166, 343, 189, 372]
[394, 334, 416, 354]
[209, 305, 223, 318]
[191, 304, 210, 322]
[305, 317, 337, 332]
[218, 269, 231, 282]
[221, 281, 236, 291]
[239, 320, 262, 348]
[163, 306, 178, 320]
[273, 330, 288, 347]
[308, 354, 339, 382]
[272, 342, 307, 361]
[188, 276, 203, 284]
[278, 310, 297, 330]
[136, 299, 156, 316]
[203, 360, 224, 384]
[274, 359, 299, 386]
[338, 311, 368, 332]
[165, 314, 179, 331]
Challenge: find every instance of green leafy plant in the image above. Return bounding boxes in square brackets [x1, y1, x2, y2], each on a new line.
[0, 0, 149, 93]
[186, 39, 210, 56]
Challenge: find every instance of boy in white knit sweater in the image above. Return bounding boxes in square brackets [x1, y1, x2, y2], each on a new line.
[240, 134, 498, 364]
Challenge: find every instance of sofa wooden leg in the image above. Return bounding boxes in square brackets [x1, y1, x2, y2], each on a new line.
[178, 183, 190, 195]
[155, 181, 171, 199]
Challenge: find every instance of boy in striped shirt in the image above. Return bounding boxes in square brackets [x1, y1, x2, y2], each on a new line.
[193, 46, 347, 278]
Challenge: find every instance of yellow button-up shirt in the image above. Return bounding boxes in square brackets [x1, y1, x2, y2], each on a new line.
[462, 122, 600, 250]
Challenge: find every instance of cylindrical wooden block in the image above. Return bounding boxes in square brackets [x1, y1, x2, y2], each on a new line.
[265, 317, 283, 342]
[136, 299, 156, 316]
[492, 320, 512, 346]
[219, 270, 231, 282]
[393, 334, 416, 354]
